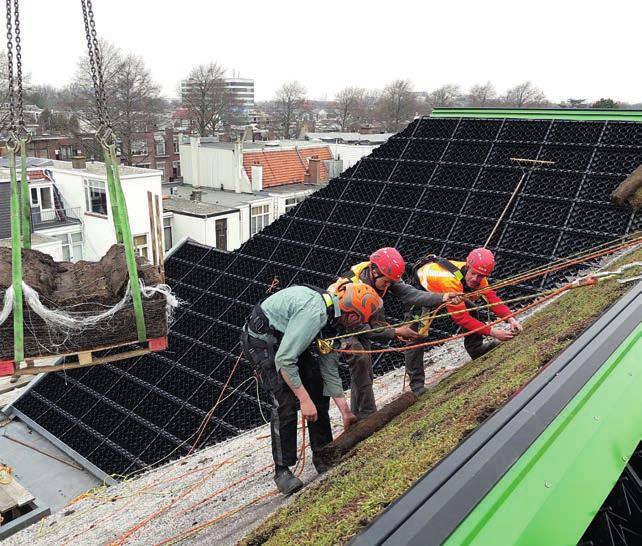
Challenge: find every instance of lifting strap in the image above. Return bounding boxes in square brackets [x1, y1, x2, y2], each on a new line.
[9, 144, 24, 363]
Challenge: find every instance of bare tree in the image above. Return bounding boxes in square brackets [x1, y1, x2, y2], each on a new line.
[71, 40, 162, 162]
[468, 82, 497, 107]
[502, 81, 547, 107]
[274, 81, 306, 139]
[335, 86, 365, 131]
[182, 62, 230, 136]
[377, 79, 417, 132]
[428, 84, 461, 108]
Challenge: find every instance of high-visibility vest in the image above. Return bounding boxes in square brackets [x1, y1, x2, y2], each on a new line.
[416, 260, 490, 302]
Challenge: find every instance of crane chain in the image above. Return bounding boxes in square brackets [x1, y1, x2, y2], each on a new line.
[80, 0, 112, 143]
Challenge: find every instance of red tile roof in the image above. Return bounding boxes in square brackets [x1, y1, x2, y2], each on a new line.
[243, 146, 332, 188]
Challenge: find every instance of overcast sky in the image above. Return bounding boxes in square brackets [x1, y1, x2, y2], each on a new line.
[17, 0, 642, 104]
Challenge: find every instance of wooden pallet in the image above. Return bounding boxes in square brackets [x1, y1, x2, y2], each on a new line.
[0, 337, 168, 377]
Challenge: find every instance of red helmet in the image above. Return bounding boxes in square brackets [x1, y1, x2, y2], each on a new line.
[337, 283, 383, 323]
[370, 247, 405, 282]
[466, 248, 495, 276]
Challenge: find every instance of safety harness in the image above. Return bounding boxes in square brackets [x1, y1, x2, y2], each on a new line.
[330, 261, 390, 298]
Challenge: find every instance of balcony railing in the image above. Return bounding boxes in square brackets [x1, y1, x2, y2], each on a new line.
[31, 207, 81, 227]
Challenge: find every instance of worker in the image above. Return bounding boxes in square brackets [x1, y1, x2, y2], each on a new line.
[328, 248, 461, 413]
[240, 283, 383, 495]
[405, 247, 523, 393]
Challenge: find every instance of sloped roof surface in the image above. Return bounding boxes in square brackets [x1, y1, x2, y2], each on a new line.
[12, 116, 642, 476]
[243, 146, 332, 188]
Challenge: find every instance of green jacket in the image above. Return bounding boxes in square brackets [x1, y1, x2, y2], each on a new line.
[261, 286, 344, 398]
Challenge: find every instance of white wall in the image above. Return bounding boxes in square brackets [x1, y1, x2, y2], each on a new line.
[47, 166, 163, 262]
[179, 142, 252, 193]
[33, 238, 64, 261]
[170, 210, 244, 252]
[328, 143, 377, 169]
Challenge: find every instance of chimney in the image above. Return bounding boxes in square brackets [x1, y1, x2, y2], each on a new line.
[190, 136, 200, 188]
[233, 138, 243, 193]
[190, 189, 202, 202]
[251, 161, 263, 192]
[72, 155, 86, 169]
[308, 156, 321, 183]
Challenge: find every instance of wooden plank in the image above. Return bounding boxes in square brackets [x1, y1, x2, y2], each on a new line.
[0, 487, 16, 513]
[0, 478, 34, 508]
[154, 194, 165, 283]
[12, 347, 152, 376]
[14, 338, 144, 368]
[78, 351, 93, 366]
[147, 191, 159, 268]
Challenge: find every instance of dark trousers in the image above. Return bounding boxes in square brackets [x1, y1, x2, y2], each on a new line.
[240, 328, 332, 467]
[404, 305, 499, 392]
[343, 336, 377, 420]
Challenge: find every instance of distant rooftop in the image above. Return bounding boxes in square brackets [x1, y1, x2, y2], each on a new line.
[243, 146, 333, 188]
[263, 182, 325, 195]
[306, 132, 393, 143]
[163, 197, 238, 218]
[197, 140, 332, 151]
[0, 157, 161, 179]
[169, 184, 271, 209]
[48, 159, 160, 177]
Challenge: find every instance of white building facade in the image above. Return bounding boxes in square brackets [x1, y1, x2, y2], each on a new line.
[14, 160, 164, 263]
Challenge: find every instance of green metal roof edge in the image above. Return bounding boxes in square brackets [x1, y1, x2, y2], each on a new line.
[430, 107, 642, 122]
[443, 323, 642, 546]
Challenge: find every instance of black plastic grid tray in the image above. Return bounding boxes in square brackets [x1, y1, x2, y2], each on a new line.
[13, 116, 641, 477]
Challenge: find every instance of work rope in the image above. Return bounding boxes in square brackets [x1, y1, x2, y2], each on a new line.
[319, 235, 642, 352]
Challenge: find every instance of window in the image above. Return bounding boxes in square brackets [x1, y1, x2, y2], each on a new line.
[54, 232, 83, 262]
[155, 139, 166, 156]
[163, 217, 172, 252]
[173, 138, 180, 154]
[60, 145, 74, 160]
[285, 195, 305, 213]
[251, 204, 270, 235]
[84, 179, 108, 216]
[156, 161, 166, 178]
[131, 141, 147, 155]
[133, 234, 149, 259]
[40, 187, 53, 210]
[30, 188, 39, 206]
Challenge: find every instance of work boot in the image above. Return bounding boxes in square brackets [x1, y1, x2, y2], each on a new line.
[312, 453, 331, 475]
[274, 465, 303, 495]
[480, 339, 501, 356]
[411, 386, 427, 397]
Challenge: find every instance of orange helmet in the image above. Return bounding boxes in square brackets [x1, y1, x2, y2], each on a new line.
[336, 283, 383, 323]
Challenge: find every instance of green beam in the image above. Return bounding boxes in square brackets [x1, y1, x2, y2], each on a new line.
[9, 149, 24, 363]
[430, 107, 642, 122]
[444, 324, 642, 546]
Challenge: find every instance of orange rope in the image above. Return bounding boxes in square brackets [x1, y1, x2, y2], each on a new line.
[293, 415, 307, 477]
[335, 282, 577, 355]
[175, 463, 273, 516]
[154, 490, 278, 546]
[188, 353, 242, 455]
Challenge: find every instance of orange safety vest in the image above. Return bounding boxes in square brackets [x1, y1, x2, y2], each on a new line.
[416, 260, 490, 303]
